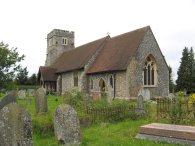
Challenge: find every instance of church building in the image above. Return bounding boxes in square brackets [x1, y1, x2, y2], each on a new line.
[38, 26, 169, 100]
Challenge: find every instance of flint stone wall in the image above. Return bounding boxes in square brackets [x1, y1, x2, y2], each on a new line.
[127, 28, 169, 99]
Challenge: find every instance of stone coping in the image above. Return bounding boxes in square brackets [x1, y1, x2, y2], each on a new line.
[139, 123, 195, 141]
[136, 134, 195, 145]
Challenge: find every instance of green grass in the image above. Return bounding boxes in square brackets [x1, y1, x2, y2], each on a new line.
[0, 93, 185, 146]
[81, 119, 182, 146]
[33, 133, 59, 146]
[18, 95, 64, 134]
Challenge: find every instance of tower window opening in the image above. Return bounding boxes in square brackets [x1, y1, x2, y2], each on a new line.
[62, 38, 68, 45]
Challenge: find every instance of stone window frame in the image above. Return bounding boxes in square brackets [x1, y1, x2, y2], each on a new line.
[109, 75, 114, 88]
[62, 37, 68, 45]
[90, 79, 93, 89]
[143, 54, 158, 87]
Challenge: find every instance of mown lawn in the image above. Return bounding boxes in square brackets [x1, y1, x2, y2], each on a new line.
[0, 94, 185, 146]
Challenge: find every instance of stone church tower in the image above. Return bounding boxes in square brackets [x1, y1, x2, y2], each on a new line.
[45, 29, 75, 66]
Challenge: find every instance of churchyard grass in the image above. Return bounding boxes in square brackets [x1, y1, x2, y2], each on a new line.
[17, 95, 64, 134]
[81, 119, 181, 146]
[0, 93, 183, 146]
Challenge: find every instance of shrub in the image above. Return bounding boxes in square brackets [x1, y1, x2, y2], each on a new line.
[176, 91, 186, 101]
[64, 88, 88, 117]
[188, 93, 195, 111]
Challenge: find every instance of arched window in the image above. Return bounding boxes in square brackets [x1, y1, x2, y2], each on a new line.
[74, 72, 78, 87]
[99, 78, 106, 92]
[62, 37, 68, 45]
[90, 79, 93, 89]
[109, 76, 113, 88]
[143, 55, 157, 86]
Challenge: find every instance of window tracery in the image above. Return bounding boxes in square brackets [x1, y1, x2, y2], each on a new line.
[143, 56, 157, 86]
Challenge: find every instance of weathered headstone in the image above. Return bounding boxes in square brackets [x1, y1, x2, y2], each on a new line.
[28, 89, 35, 97]
[18, 90, 26, 99]
[137, 95, 144, 109]
[35, 87, 47, 113]
[26, 98, 32, 105]
[167, 93, 176, 100]
[0, 91, 17, 110]
[0, 103, 33, 146]
[54, 104, 81, 145]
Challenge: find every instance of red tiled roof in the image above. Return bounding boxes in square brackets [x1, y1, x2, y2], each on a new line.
[38, 66, 57, 81]
[51, 36, 109, 73]
[39, 26, 149, 81]
[86, 26, 148, 74]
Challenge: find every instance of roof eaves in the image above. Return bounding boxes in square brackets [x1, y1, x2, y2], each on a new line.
[56, 67, 84, 74]
[86, 69, 126, 75]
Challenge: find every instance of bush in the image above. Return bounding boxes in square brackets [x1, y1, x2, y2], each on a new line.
[176, 91, 186, 101]
[157, 94, 195, 125]
[64, 88, 88, 117]
[188, 93, 195, 111]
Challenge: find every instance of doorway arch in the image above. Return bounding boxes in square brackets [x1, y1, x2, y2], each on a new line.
[99, 78, 105, 92]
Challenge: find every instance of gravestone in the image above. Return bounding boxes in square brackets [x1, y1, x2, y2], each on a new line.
[54, 104, 81, 145]
[0, 91, 17, 110]
[5, 90, 17, 97]
[167, 93, 176, 100]
[137, 95, 144, 109]
[18, 90, 26, 99]
[26, 98, 32, 105]
[0, 103, 33, 146]
[138, 88, 150, 101]
[28, 89, 35, 97]
[35, 87, 47, 113]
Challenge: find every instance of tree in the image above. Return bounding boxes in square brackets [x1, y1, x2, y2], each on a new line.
[15, 67, 28, 85]
[176, 47, 195, 93]
[168, 65, 175, 93]
[27, 73, 37, 85]
[0, 42, 25, 89]
[192, 64, 195, 93]
[189, 47, 195, 93]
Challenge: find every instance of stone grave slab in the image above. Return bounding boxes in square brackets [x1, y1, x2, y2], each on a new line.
[136, 123, 195, 145]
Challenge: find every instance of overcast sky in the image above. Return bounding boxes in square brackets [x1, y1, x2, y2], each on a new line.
[0, 0, 195, 81]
